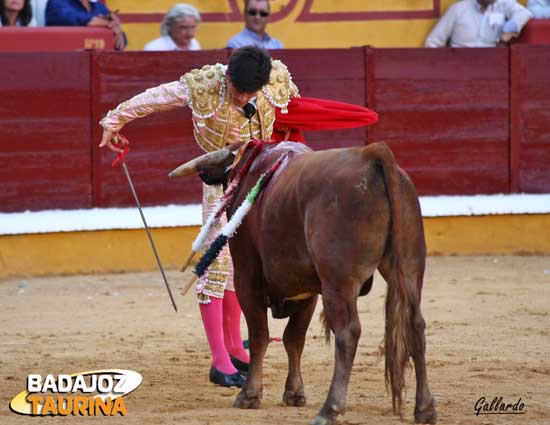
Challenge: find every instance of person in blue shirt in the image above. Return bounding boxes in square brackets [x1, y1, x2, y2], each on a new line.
[226, 0, 283, 49]
[528, 0, 550, 18]
[46, 0, 126, 50]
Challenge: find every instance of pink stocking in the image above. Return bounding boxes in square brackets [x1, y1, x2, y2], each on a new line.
[223, 290, 250, 363]
[199, 297, 237, 374]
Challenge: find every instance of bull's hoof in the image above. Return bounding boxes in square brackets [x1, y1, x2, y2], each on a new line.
[283, 389, 306, 407]
[311, 404, 340, 425]
[310, 415, 335, 425]
[233, 389, 262, 409]
[414, 398, 438, 424]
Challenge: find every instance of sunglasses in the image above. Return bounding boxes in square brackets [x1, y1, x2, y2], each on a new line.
[247, 9, 269, 17]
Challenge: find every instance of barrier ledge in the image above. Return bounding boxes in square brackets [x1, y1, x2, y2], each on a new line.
[1, 194, 549, 279]
[0, 27, 115, 51]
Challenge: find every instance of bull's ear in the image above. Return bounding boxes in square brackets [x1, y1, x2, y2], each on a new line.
[169, 149, 232, 178]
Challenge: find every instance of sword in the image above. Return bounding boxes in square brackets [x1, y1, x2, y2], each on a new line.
[112, 145, 178, 312]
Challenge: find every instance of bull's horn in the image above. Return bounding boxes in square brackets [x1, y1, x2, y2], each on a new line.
[169, 149, 232, 178]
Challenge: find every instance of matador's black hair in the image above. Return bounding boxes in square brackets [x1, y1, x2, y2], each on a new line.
[227, 46, 272, 93]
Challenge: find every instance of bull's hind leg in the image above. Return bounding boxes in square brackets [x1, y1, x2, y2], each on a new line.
[401, 250, 437, 423]
[312, 294, 361, 425]
[378, 259, 437, 424]
[410, 296, 437, 423]
[282, 295, 318, 407]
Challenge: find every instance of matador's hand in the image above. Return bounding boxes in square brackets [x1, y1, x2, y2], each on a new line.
[99, 129, 129, 153]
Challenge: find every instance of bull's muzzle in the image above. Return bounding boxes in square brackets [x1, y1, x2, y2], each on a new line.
[169, 149, 232, 178]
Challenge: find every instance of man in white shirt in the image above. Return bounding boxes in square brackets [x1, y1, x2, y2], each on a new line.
[425, 0, 532, 47]
[528, 0, 550, 18]
[144, 3, 201, 51]
[30, 0, 47, 26]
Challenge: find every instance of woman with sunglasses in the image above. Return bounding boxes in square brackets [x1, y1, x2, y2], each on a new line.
[226, 0, 283, 49]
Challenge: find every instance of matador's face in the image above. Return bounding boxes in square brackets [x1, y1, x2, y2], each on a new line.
[226, 77, 256, 108]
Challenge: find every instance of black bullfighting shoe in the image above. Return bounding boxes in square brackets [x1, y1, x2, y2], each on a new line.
[230, 355, 250, 373]
[209, 366, 246, 388]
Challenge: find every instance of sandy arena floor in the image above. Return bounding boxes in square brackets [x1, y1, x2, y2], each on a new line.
[1, 256, 549, 425]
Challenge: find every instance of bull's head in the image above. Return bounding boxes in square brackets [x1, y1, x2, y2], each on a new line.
[169, 147, 237, 185]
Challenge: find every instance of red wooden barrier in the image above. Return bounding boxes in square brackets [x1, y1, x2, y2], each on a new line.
[1, 47, 549, 213]
[514, 19, 550, 45]
[510, 45, 550, 193]
[367, 47, 510, 195]
[0, 27, 115, 52]
[0, 52, 92, 212]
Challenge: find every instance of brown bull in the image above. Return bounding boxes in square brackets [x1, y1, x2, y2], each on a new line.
[171, 141, 437, 425]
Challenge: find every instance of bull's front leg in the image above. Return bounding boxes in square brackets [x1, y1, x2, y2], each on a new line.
[283, 295, 318, 407]
[312, 297, 361, 425]
[233, 295, 269, 409]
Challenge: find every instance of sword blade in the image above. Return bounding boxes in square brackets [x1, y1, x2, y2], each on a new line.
[121, 162, 178, 312]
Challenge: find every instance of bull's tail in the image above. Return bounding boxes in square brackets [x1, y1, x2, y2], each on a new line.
[365, 142, 413, 417]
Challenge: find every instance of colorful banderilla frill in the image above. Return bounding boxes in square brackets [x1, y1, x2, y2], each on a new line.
[180, 140, 265, 276]
[179, 177, 242, 275]
[181, 153, 287, 295]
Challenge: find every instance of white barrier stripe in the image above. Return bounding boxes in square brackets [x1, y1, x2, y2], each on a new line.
[0, 205, 202, 235]
[1, 194, 549, 236]
[419, 194, 550, 217]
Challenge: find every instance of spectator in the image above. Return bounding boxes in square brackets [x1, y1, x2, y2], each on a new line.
[226, 0, 283, 49]
[425, 0, 532, 47]
[144, 3, 201, 51]
[0, 0, 36, 26]
[45, 0, 126, 50]
[528, 0, 550, 18]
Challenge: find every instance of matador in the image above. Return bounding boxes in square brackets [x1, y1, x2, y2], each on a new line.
[99, 46, 299, 388]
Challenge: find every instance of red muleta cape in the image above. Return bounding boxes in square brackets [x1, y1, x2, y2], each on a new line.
[273, 97, 378, 142]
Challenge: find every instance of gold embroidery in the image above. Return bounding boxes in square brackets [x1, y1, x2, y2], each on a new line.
[197, 184, 233, 301]
[261, 60, 296, 113]
[183, 60, 297, 152]
[182, 63, 226, 119]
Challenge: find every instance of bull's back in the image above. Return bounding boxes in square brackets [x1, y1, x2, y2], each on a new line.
[257, 146, 394, 295]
